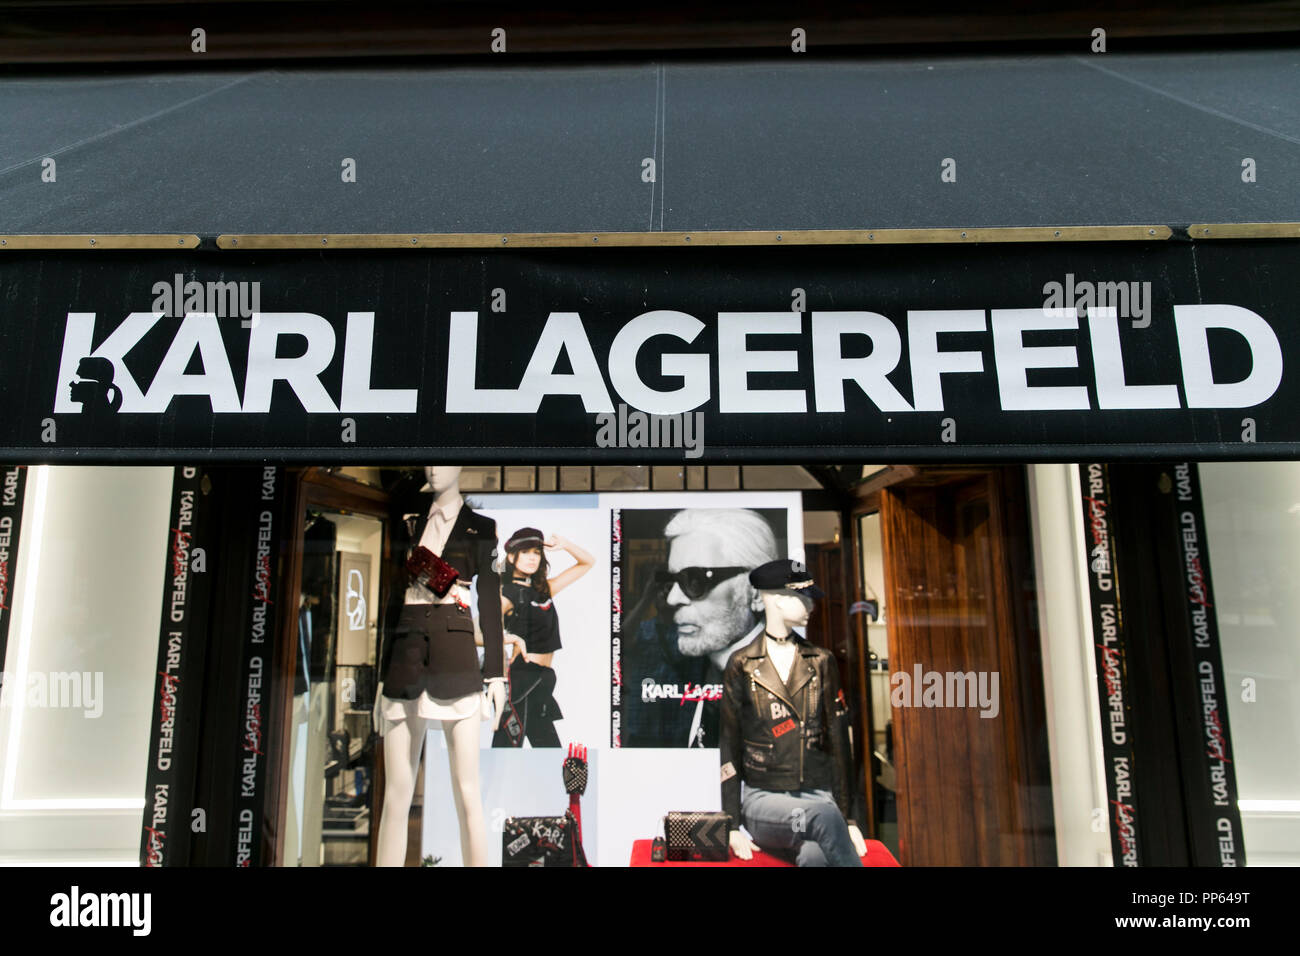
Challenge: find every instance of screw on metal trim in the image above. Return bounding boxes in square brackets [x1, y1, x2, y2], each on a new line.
[231, 238, 238, 245]
[1054, 230, 1061, 237]
[322, 238, 328, 245]
[411, 237, 418, 244]
[685, 235, 691, 242]
[960, 231, 967, 239]
[1148, 229, 1156, 235]
[89, 238, 96, 245]
[178, 238, 185, 244]
[868, 233, 874, 240]
[502, 237, 508, 243]
[776, 234, 783, 241]
[593, 236, 599, 243]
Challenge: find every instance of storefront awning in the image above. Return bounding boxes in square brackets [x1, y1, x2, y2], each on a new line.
[2, 49, 1300, 238]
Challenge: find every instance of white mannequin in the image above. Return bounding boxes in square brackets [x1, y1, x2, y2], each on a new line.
[372, 465, 507, 866]
[729, 587, 868, 861]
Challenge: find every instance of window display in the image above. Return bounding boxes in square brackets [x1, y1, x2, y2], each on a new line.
[0, 460, 1288, 873]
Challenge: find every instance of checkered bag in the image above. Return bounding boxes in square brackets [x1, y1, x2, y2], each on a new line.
[663, 811, 732, 862]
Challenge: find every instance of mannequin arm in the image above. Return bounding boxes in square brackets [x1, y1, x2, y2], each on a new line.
[485, 679, 506, 730]
[729, 829, 758, 861]
[372, 682, 384, 735]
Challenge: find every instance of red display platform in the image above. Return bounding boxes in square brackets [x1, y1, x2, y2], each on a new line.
[629, 838, 900, 867]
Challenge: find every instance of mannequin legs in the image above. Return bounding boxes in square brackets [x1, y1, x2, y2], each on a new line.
[444, 713, 488, 866]
[375, 711, 488, 866]
[375, 716, 426, 867]
[740, 788, 864, 867]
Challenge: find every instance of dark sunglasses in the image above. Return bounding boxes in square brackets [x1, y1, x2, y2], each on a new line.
[655, 566, 749, 600]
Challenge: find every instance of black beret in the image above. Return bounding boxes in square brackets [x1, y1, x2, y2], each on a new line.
[505, 527, 545, 551]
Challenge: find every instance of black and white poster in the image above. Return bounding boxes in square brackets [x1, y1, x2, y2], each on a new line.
[611, 501, 794, 749]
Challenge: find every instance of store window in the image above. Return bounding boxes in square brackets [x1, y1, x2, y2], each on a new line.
[1, 458, 1288, 869]
[0, 466, 172, 864]
[1201, 461, 1300, 865]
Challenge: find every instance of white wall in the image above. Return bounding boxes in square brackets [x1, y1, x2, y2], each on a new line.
[1026, 464, 1113, 866]
[0, 466, 172, 864]
[1200, 461, 1300, 865]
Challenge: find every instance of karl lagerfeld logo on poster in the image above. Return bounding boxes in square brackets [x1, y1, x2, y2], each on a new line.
[52, 304, 1284, 417]
[640, 678, 724, 704]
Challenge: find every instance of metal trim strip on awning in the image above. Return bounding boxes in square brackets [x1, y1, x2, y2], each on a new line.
[0, 235, 201, 249]
[4, 224, 1300, 249]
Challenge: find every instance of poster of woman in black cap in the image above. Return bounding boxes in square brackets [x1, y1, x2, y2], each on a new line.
[492, 527, 595, 747]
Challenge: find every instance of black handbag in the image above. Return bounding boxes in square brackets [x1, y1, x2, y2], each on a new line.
[501, 812, 585, 867]
[501, 743, 592, 867]
[663, 811, 732, 861]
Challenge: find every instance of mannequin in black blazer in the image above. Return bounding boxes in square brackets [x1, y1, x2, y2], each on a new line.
[379, 495, 506, 696]
[372, 466, 506, 867]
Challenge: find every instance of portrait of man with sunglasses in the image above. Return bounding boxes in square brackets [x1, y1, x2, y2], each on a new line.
[621, 508, 780, 748]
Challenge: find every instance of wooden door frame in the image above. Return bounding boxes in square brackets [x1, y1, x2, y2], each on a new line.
[877, 464, 1056, 865]
[265, 467, 392, 866]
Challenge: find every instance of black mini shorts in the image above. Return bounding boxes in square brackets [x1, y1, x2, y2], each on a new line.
[381, 603, 482, 701]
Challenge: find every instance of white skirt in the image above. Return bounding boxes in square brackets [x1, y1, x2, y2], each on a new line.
[379, 690, 482, 733]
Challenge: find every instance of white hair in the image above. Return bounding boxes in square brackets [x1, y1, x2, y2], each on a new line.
[663, 508, 778, 568]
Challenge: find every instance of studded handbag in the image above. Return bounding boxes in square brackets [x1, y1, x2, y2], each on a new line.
[663, 811, 732, 861]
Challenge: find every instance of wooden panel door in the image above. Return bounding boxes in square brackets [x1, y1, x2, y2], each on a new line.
[880, 467, 1055, 866]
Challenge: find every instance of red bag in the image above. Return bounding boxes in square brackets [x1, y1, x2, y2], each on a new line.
[406, 545, 460, 596]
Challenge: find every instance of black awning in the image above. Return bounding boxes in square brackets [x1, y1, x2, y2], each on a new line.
[2, 49, 1299, 237]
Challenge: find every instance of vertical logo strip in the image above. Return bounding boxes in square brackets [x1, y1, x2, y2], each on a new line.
[0, 466, 27, 672]
[140, 467, 203, 867]
[610, 509, 622, 749]
[1080, 463, 1140, 866]
[1172, 463, 1245, 867]
[235, 466, 279, 867]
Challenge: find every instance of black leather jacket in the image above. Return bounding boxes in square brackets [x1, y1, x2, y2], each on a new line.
[719, 632, 854, 829]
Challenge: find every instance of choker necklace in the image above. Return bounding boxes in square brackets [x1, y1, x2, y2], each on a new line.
[764, 630, 793, 644]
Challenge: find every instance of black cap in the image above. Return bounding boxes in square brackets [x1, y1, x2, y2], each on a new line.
[505, 527, 545, 551]
[749, 559, 825, 599]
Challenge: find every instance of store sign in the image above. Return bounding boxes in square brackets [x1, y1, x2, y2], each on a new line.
[0, 241, 1296, 461]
